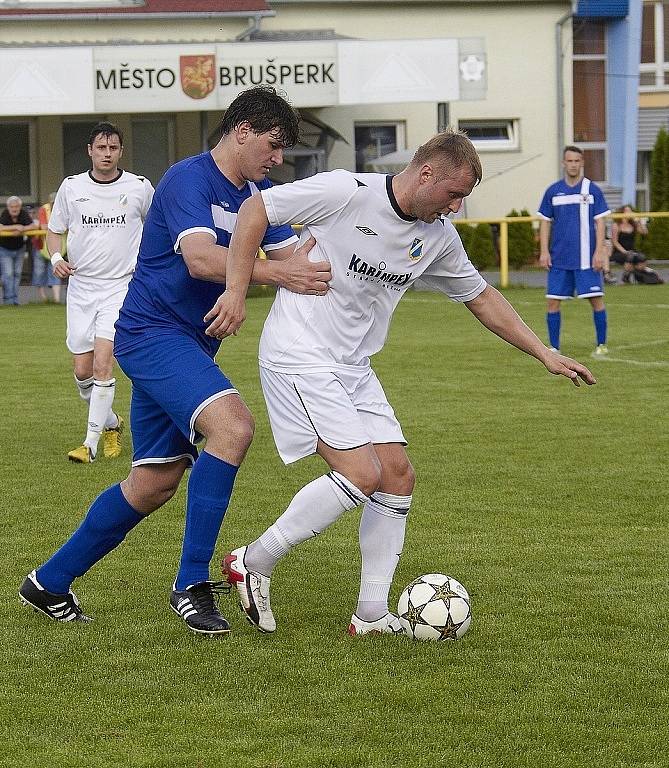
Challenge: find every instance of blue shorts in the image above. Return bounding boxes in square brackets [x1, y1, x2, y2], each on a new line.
[546, 267, 603, 300]
[115, 333, 238, 467]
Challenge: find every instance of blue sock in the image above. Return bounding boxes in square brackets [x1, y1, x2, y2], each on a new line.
[593, 308, 607, 345]
[546, 311, 561, 349]
[175, 451, 239, 591]
[37, 484, 143, 594]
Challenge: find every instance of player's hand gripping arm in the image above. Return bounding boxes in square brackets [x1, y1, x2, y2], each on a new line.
[202, 195, 271, 339]
[464, 285, 597, 387]
[182, 231, 330, 292]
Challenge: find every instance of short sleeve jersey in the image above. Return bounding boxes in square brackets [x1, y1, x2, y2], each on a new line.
[48, 170, 154, 279]
[114, 152, 298, 358]
[537, 177, 610, 270]
[259, 169, 487, 373]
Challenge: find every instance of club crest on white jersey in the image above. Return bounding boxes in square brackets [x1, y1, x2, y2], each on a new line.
[409, 238, 424, 262]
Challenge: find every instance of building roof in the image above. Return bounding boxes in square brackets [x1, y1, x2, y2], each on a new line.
[0, 0, 271, 19]
[248, 28, 352, 41]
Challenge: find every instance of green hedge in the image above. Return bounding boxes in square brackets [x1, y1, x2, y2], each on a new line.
[646, 127, 669, 260]
[506, 208, 537, 268]
[455, 222, 496, 269]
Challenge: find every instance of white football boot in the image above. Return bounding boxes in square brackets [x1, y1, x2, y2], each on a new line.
[347, 612, 404, 636]
[222, 546, 276, 633]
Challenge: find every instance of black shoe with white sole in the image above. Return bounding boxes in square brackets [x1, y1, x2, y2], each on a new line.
[170, 581, 231, 636]
[18, 570, 93, 623]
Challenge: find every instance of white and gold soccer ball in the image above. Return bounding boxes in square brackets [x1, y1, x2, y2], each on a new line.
[398, 573, 472, 641]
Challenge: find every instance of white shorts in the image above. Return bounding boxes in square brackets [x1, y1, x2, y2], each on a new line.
[259, 365, 407, 464]
[66, 275, 132, 354]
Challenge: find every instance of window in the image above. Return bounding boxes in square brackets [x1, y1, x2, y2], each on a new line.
[636, 151, 650, 211]
[573, 61, 606, 143]
[640, 1, 669, 90]
[642, 2, 656, 62]
[458, 119, 519, 151]
[573, 18, 606, 55]
[0, 121, 35, 201]
[572, 19, 607, 181]
[583, 148, 607, 182]
[354, 123, 405, 172]
[63, 120, 99, 178]
[131, 117, 174, 186]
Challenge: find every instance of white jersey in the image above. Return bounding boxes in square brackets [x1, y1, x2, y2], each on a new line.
[259, 169, 487, 373]
[49, 170, 154, 280]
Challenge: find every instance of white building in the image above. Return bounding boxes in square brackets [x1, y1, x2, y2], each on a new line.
[0, 0, 641, 217]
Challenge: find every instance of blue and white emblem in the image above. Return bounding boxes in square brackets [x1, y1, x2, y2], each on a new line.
[409, 238, 424, 262]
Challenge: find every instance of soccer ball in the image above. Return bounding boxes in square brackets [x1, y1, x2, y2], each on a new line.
[398, 573, 472, 641]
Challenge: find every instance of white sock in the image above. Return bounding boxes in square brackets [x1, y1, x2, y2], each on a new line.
[74, 374, 94, 402]
[84, 378, 115, 454]
[246, 471, 368, 576]
[75, 375, 117, 428]
[356, 492, 411, 622]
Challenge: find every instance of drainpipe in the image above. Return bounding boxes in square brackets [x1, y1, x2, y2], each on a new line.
[236, 13, 263, 42]
[556, 3, 576, 174]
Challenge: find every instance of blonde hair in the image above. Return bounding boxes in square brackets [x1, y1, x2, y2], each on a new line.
[410, 130, 482, 185]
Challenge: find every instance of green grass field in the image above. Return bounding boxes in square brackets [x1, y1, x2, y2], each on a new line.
[1, 286, 667, 768]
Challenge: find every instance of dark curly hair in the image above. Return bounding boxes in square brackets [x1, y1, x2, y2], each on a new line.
[220, 86, 300, 147]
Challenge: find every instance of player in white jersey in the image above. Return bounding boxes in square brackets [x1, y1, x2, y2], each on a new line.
[210, 131, 598, 636]
[48, 122, 154, 464]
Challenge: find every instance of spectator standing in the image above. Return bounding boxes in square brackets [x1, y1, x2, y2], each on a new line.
[48, 122, 154, 463]
[0, 196, 34, 305]
[538, 146, 611, 356]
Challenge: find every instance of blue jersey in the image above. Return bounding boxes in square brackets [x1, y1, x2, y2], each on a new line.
[537, 177, 609, 270]
[114, 152, 297, 358]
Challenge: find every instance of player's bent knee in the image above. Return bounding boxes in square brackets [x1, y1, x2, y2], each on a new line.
[347, 464, 382, 497]
[399, 462, 416, 494]
[122, 461, 187, 514]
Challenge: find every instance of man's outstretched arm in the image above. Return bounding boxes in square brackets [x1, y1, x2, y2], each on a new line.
[465, 285, 596, 387]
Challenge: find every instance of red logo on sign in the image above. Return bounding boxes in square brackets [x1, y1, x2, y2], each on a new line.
[180, 55, 215, 99]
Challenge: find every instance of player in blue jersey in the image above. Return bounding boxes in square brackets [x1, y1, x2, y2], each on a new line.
[538, 145, 611, 356]
[18, 86, 331, 636]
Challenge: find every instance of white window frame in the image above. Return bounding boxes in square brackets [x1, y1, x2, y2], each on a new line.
[457, 119, 519, 151]
[0, 118, 37, 204]
[354, 121, 406, 171]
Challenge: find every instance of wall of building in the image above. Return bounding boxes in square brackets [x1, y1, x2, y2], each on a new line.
[266, 1, 571, 216]
[1, 1, 575, 217]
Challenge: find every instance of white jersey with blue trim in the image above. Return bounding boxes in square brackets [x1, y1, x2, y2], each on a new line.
[115, 152, 297, 358]
[48, 170, 154, 280]
[537, 177, 610, 270]
[259, 169, 487, 373]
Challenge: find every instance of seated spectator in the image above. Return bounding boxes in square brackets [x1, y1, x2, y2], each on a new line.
[0, 195, 35, 305]
[31, 193, 63, 303]
[610, 205, 650, 284]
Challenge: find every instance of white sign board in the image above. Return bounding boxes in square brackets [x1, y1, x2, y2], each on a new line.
[338, 39, 460, 104]
[0, 38, 469, 115]
[0, 47, 93, 115]
[216, 42, 338, 108]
